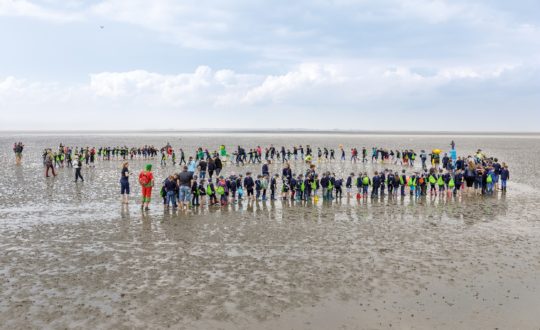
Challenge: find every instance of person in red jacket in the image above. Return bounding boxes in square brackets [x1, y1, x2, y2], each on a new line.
[139, 164, 154, 211]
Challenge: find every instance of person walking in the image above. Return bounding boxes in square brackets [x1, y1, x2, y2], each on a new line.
[74, 154, 84, 182]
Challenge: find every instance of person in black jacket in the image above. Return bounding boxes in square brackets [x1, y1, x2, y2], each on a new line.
[371, 171, 380, 197]
[243, 172, 255, 201]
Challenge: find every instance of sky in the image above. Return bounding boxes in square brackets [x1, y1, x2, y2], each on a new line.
[0, 0, 539, 131]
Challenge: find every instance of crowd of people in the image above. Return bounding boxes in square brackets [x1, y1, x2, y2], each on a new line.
[29, 141, 510, 211]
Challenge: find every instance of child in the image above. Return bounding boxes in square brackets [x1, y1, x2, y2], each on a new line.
[346, 173, 354, 198]
[228, 175, 237, 203]
[217, 177, 227, 205]
[361, 173, 370, 196]
[237, 175, 244, 200]
[282, 176, 290, 200]
[371, 171, 380, 197]
[334, 177, 343, 199]
[255, 175, 262, 200]
[437, 171, 446, 195]
[261, 175, 269, 201]
[206, 180, 218, 205]
[400, 170, 407, 197]
[270, 174, 278, 200]
[192, 178, 201, 206]
[244, 172, 255, 201]
[295, 174, 304, 201]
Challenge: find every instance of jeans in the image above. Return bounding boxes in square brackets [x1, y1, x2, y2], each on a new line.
[120, 180, 130, 194]
[75, 168, 84, 182]
[166, 190, 177, 206]
[178, 186, 191, 203]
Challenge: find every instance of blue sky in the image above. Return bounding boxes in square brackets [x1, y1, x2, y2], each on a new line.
[0, 0, 539, 131]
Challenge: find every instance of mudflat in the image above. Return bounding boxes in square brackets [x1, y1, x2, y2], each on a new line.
[1, 133, 539, 329]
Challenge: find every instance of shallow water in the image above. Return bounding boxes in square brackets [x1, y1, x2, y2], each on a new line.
[1, 133, 539, 329]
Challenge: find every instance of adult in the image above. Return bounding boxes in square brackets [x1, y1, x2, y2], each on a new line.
[198, 158, 207, 179]
[13, 142, 23, 165]
[207, 158, 216, 179]
[74, 155, 84, 182]
[262, 160, 270, 176]
[187, 157, 197, 174]
[120, 162, 130, 204]
[44, 150, 56, 178]
[215, 156, 223, 176]
[178, 165, 194, 210]
[282, 162, 292, 182]
[139, 164, 154, 211]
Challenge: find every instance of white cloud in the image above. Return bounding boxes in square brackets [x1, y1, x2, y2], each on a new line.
[1, 62, 538, 130]
[0, 0, 82, 22]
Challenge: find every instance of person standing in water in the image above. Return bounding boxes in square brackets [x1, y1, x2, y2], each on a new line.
[74, 154, 84, 182]
[139, 164, 154, 210]
[13, 142, 24, 165]
[120, 162, 130, 204]
[44, 149, 56, 177]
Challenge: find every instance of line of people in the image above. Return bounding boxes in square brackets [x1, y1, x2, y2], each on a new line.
[129, 156, 509, 211]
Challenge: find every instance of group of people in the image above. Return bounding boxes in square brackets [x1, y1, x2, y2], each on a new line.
[25, 141, 511, 211]
[124, 149, 510, 211]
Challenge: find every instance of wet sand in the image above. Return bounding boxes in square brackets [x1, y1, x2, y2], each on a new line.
[1, 133, 539, 329]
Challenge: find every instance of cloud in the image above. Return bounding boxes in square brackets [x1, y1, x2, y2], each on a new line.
[0, 0, 82, 22]
[1, 62, 539, 130]
[1, 1, 539, 130]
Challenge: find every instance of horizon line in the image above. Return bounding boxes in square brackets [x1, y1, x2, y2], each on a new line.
[1, 129, 540, 136]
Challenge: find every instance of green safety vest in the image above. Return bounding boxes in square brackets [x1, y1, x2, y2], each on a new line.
[216, 186, 225, 195]
[206, 186, 213, 196]
[449, 179, 455, 188]
[486, 174, 493, 183]
[400, 176, 405, 185]
[311, 181, 317, 190]
[429, 175, 436, 184]
[362, 177, 369, 185]
[300, 182, 305, 192]
[408, 177, 416, 187]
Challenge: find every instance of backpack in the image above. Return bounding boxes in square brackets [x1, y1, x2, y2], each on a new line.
[437, 176, 444, 186]
[216, 186, 225, 195]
